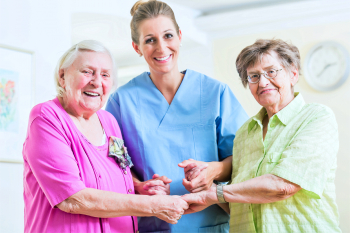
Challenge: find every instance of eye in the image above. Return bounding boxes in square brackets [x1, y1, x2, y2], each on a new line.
[82, 70, 92, 74]
[267, 69, 276, 74]
[145, 38, 155, 44]
[102, 73, 110, 78]
[164, 33, 173, 39]
[250, 74, 260, 79]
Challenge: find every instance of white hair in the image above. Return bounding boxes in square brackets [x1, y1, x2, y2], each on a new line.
[54, 40, 117, 97]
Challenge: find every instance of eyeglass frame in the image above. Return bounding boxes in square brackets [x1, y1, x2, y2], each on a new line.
[247, 68, 283, 84]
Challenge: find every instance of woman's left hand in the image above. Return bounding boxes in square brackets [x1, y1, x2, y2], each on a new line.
[178, 159, 213, 193]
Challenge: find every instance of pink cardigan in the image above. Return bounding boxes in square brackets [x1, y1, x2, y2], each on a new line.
[23, 98, 137, 233]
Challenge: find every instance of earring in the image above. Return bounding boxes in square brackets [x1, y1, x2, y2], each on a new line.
[139, 53, 143, 57]
[180, 43, 183, 47]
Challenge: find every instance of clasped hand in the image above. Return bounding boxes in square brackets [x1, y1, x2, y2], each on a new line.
[178, 158, 215, 193]
[136, 159, 219, 224]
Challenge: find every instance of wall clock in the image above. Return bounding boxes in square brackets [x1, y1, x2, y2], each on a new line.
[304, 41, 350, 91]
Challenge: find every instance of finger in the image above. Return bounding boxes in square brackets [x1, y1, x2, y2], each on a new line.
[191, 184, 208, 193]
[152, 174, 160, 179]
[157, 175, 172, 184]
[148, 186, 168, 192]
[188, 168, 202, 181]
[184, 209, 195, 215]
[181, 194, 200, 204]
[170, 219, 178, 225]
[187, 174, 205, 190]
[182, 178, 193, 191]
[178, 159, 196, 168]
[185, 167, 196, 181]
[197, 163, 209, 171]
[148, 190, 167, 195]
[143, 180, 165, 189]
[183, 163, 198, 173]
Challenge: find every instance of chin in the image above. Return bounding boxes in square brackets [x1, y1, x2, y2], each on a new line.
[82, 101, 102, 112]
[258, 97, 277, 107]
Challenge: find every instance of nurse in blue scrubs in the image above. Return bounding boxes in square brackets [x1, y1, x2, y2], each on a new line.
[106, 0, 248, 232]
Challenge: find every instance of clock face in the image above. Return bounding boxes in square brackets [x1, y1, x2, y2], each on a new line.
[304, 41, 350, 91]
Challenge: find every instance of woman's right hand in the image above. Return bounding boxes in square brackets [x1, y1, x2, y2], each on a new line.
[151, 195, 189, 224]
[134, 174, 172, 195]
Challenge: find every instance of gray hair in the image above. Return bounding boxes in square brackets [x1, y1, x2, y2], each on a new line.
[236, 39, 301, 88]
[130, 0, 180, 44]
[54, 40, 117, 97]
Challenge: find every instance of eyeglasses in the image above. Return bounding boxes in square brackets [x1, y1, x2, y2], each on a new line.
[247, 68, 283, 84]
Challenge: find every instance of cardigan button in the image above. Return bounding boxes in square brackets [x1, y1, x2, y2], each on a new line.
[128, 189, 132, 193]
[124, 170, 128, 175]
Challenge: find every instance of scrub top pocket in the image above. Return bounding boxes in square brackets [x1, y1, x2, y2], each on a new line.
[192, 124, 218, 162]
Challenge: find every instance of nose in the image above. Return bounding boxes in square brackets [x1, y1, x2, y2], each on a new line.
[258, 74, 270, 87]
[90, 73, 102, 88]
[156, 39, 166, 53]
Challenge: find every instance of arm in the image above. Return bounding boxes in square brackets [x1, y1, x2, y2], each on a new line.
[222, 174, 301, 204]
[57, 188, 187, 224]
[182, 174, 300, 214]
[178, 156, 232, 193]
[132, 170, 171, 195]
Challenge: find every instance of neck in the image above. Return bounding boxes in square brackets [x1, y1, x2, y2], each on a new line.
[149, 66, 184, 104]
[265, 92, 295, 119]
[58, 96, 95, 120]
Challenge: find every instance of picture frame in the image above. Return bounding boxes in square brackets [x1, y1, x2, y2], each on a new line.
[0, 45, 35, 163]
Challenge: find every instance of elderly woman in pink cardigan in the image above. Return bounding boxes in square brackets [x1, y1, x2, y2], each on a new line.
[22, 40, 188, 233]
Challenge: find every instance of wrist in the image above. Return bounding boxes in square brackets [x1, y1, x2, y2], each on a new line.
[216, 184, 227, 203]
[208, 184, 220, 204]
[208, 161, 221, 180]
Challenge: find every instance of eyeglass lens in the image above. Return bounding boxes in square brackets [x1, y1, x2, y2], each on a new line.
[248, 69, 277, 83]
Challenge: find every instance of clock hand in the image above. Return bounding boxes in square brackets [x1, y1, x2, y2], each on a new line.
[317, 62, 337, 77]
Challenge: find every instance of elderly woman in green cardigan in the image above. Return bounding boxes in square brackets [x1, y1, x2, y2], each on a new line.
[182, 39, 341, 233]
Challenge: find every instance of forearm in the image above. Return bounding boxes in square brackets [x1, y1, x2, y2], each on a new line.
[57, 188, 155, 218]
[222, 174, 301, 204]
[210, 156, 232, 182]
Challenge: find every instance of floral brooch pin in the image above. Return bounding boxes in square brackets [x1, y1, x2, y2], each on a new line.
[108, 136, 133, 170]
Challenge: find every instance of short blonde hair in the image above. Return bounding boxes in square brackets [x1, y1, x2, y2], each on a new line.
[130, 0, 180, 44]
[236, 39, 301, 88]
[54, 40, 116, 97]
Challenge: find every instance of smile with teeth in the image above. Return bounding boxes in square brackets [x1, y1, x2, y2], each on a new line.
[154, 55, 171, 61]
[84, 91, 100, 97]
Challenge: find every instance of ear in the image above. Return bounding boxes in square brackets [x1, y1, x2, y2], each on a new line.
[178, 29, 183, 43]
[290, 66, 299, 87]
[132, 42, 142, 56]
[58, 69, 66, 89]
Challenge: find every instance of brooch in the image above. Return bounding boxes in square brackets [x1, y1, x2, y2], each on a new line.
[108, 136, 133, 170]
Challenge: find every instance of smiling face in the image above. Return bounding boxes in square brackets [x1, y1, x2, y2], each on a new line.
[247, 51, 298, 112]
[132, 15, 182, 75]
[59, 51, 113, 116]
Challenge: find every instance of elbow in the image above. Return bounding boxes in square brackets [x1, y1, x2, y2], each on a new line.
[56, 196, 90, 215]
[56, 199, 78, 214]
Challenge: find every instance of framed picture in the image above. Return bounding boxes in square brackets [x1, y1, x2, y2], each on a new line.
[0, 45, 35, 163]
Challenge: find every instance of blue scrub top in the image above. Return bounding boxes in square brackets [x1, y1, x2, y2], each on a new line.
[106, 69, 248, 233]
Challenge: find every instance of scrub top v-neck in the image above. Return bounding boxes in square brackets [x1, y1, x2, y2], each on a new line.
[106, 69, 248, 233]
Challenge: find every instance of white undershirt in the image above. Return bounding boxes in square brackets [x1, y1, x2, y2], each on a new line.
[101, 128, 106, 146]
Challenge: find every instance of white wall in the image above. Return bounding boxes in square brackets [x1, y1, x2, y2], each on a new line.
[0, 0, 71, 231]
[0, 0, 212, 232]
[1, 0, 349, 232]
[212, 20, 350, 233]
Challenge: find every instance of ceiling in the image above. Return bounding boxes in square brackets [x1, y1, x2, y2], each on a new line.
[167, 0, 307, 15]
